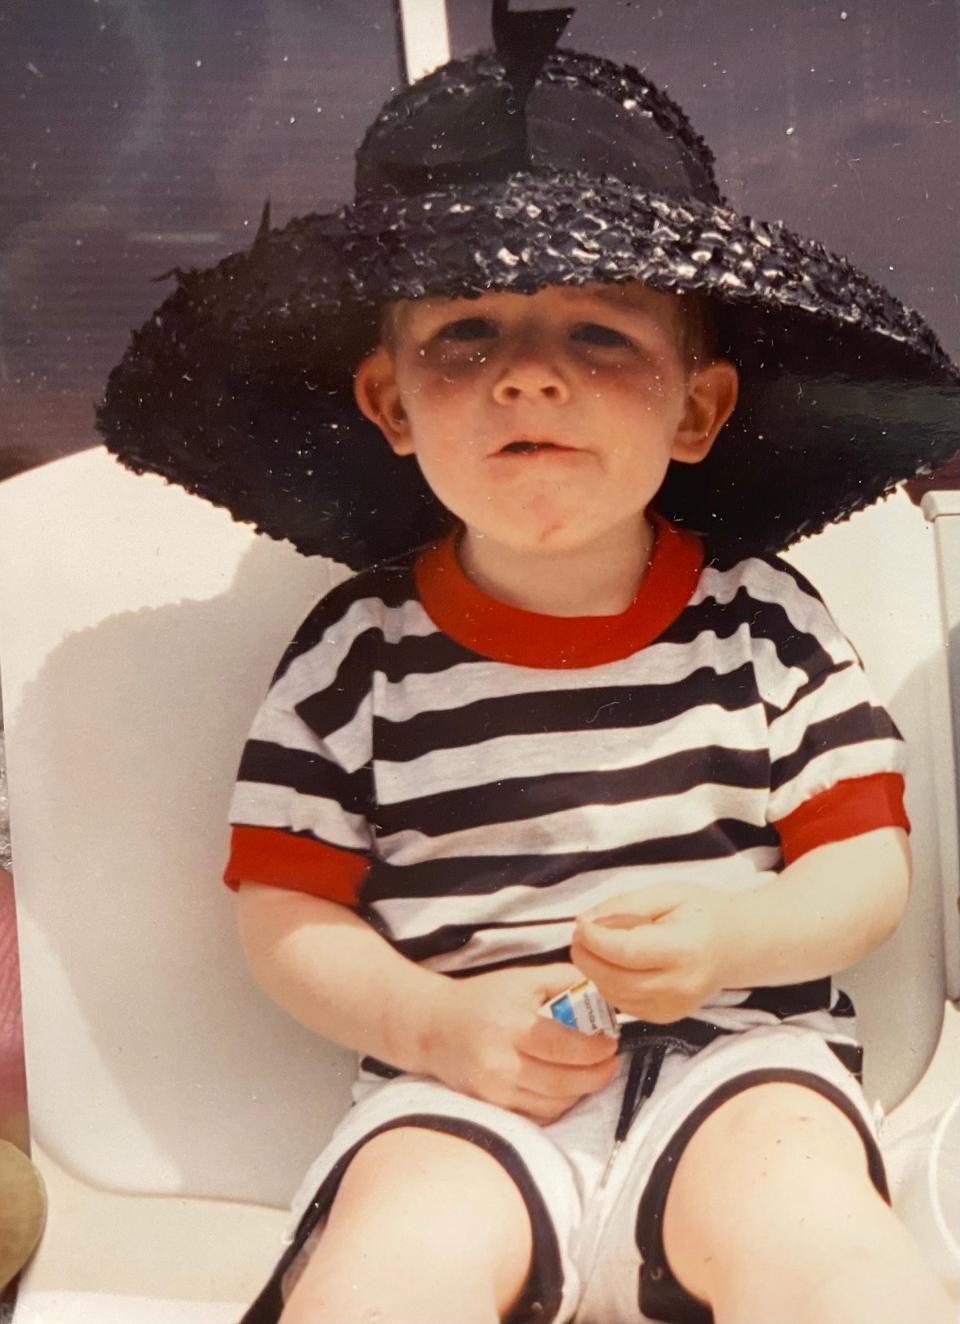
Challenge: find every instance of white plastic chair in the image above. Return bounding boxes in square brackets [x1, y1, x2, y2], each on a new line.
[0, 447, 957, 1320]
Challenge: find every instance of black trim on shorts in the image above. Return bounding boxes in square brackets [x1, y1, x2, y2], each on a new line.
[238, 1113, 564, 1324]
[634, 1068, 889, 1324]
[359, 1053, 402, 1078]
[827, 1038, 864, 1079]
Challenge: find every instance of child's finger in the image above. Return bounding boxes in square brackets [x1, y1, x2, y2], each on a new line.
[516, 1050, 619, 1101]
[575, 916, 679, 970]
[572, 943, 661, 990]
[510, 1085, 591, 1126]
[571, 944, 662, 1009]
[582, 885, 685, 926]
[524, 1015, 619, 1065]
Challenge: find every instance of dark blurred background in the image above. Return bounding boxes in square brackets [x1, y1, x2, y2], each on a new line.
[0, 0, 404, 479]
[2, 0, 958, 482]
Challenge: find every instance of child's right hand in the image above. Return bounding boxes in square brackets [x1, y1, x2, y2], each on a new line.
[420, 964, 619, 1124]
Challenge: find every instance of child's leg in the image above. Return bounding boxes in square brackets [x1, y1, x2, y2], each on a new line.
[280, 1126, 534, 1324]
[662, 1081, 955, 1324]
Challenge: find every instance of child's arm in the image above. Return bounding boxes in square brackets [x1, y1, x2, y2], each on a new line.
[237, 882, 618, 1123]
[570, 826, 909, 1024]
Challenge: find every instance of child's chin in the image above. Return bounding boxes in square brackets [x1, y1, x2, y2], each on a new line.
[473, 519, 608, 555]
[459, 497, 650, 556]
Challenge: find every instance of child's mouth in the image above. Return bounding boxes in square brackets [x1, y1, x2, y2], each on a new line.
[499, 439, 571, 454]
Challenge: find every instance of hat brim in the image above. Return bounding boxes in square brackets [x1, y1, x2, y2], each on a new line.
[98, 173, 960, 567]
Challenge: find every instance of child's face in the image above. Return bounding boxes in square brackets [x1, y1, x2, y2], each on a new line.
[355, 282, 737, 557]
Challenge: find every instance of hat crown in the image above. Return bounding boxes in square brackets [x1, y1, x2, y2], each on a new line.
[354, 49, 723, 208]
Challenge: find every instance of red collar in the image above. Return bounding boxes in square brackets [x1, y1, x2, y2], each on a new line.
[414, 513, 704, 669]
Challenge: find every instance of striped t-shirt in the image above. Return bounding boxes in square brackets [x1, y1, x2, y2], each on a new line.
[225, 514, 908, 1052]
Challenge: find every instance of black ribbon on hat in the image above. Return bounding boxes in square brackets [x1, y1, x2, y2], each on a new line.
[492, 0, 575, 113]
[356, 1, 574, 198]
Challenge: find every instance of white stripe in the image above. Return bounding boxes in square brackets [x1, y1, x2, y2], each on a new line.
[249, 702, 325, 755]
[271, 595, 437, 709]
[378, 625, 778, 721]
[769, 738, 907, 822]
[378, 780, 767, 865]
[375, 704, 768, 804]
[769, 661, 885, 754]
[230, 781, 371, 852]
[375, 853, 781, 940]
[697, 558, 857, 668]
[249, 691, 373, 775]
[750, 631, 812, 702]
[324, 692, 374, 775]
[424, 920, 576, 972]
[685, 1005, 853, 1038]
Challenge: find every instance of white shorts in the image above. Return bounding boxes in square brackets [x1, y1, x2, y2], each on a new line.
[241, 1025, 886, 1324]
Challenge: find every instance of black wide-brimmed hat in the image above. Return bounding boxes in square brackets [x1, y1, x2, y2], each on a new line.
[97, 2, 960, 568]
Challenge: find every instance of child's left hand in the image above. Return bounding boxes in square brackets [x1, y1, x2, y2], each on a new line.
[571, 883, 737, 1023]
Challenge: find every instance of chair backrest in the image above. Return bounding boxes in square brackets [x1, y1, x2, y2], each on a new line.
[785, 493, 959, 1105]
[0, 449, 355, 1206]
[0, 448, 956, 1208]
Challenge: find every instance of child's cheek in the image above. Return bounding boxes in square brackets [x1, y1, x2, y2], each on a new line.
[413, 343, 487, 375]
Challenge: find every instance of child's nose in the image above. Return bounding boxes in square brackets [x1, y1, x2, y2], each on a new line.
[492, 348, 571, 405]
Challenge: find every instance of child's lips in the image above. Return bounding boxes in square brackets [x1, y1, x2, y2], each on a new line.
[491, 437, 585, 458]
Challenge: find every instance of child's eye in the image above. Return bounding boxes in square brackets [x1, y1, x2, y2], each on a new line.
[436, 318, 497, 342]
[572, 323, 632, 348]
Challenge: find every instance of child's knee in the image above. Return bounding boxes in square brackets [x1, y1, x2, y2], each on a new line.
[291, 1126, 534, 1320]
[672, 1080, 874, 1198]
[661, 1081, 884, 1302]
[332, 1125, 533, 1234]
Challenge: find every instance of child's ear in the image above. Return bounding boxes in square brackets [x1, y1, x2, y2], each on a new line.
[671, 359, 739, 465]
[353, 348, 414, 456]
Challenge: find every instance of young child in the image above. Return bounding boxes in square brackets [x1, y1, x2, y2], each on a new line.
[97, 7, 960, 1322]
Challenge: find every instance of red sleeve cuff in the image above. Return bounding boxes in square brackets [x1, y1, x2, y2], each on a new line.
[223, 825, 369, 905]
[775, 772, 910, 866]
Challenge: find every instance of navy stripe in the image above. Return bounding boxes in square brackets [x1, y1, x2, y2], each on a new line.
[762, 553, 830, 601]
[393, 917, 575, 964]
[272, 562, 416, 680]
[773, 660, 850, 720]
[771, 702, 900, 790]
[374, 745, 769, 838]
[724, 550, 841, 613]
[294, 628, 381, 736]
[237, 739, 373, 817]
[737, 978, 833, 1018]
[378, 629, 480, 680]
[363, 818, 779, 903]
[296, 630, 485, 737]
[664, 587, 838, 681]
[373, 663, 761, 763]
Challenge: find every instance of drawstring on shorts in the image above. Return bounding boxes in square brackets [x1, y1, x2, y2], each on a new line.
[600, 1018, 732, 1188]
